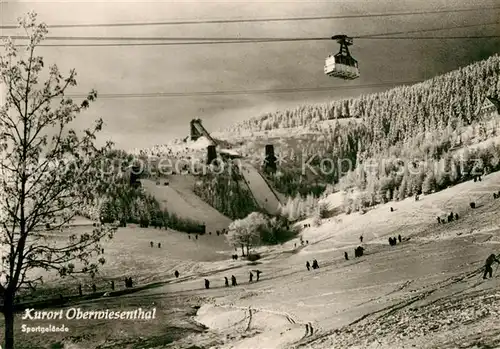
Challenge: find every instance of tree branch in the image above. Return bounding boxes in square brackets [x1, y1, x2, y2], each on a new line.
[26, 73, 74, 148]
[0, 14, 117, 312]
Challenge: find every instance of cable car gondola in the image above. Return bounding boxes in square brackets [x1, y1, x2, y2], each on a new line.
[324, 35, 360, 80]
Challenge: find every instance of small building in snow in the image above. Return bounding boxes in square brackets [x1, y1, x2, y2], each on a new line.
[478, 96, 500, 118]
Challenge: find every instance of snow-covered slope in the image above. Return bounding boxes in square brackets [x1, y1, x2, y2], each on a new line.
[165, 170, 500, 349]
[293, 170, 500, 253]
[17, 165, 500, 349]
[318, 191, 345, 211]
[141, 176, 232, 234]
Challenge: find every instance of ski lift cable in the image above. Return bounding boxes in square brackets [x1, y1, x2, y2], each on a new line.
[21, 34, 499, 47]
[64, 80, 424, 99]
[2, 20, 498, 43]
[1, 5, 499, 29]
[355, 21, 500, 38]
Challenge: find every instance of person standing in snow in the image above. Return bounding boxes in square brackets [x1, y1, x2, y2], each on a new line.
[312, 259, 319, 269]
[483, 254, 500, 279]
[306, 261, 311, 271]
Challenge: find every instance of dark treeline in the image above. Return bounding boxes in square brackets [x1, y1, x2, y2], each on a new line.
[265, 168, 327, 198]
[79, 151, 202, 233]
[193, 162, 260, 219]
[258, 214, 297, 245]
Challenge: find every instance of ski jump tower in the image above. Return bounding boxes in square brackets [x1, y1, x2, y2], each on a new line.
[264, 144, 277, 173]
[190, 119, 216, 144]
[190, 119, 203, 142]
[190, 119, 219, 164]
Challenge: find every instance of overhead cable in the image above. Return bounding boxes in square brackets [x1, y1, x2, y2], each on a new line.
[3, 21, 498, 47]
[64, 80, 424, 99]
[1, 6, 499, 29]
[2, 20, 498, 42]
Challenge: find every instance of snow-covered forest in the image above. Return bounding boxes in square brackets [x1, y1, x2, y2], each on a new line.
[226, 55, 500, 140]
[231, 55, 500, 216]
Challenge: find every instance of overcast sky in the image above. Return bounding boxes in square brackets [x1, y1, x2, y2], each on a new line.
[1, 0, 499, 150]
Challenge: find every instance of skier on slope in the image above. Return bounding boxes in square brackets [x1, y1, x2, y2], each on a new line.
[483, 253, 500, 279]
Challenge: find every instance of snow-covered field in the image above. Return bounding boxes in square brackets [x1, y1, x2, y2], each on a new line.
[4, 170, 500, 348]
[6, 126, 500, 348]
[9, 223, 234, 291]
[156, 232, 500, 348]
[161, 171, 500, 348]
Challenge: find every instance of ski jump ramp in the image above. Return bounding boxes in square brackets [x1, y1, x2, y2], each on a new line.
[239, 162, 282, 215]
[141, 177, 232, 233]
[189, 119, 283, 216]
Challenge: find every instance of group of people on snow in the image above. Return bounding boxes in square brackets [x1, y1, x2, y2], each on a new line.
[204, 270, 262, 289]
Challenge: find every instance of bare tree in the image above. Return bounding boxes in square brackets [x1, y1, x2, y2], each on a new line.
[226, 212, 266, 255]
[0, 12, 118, 349]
